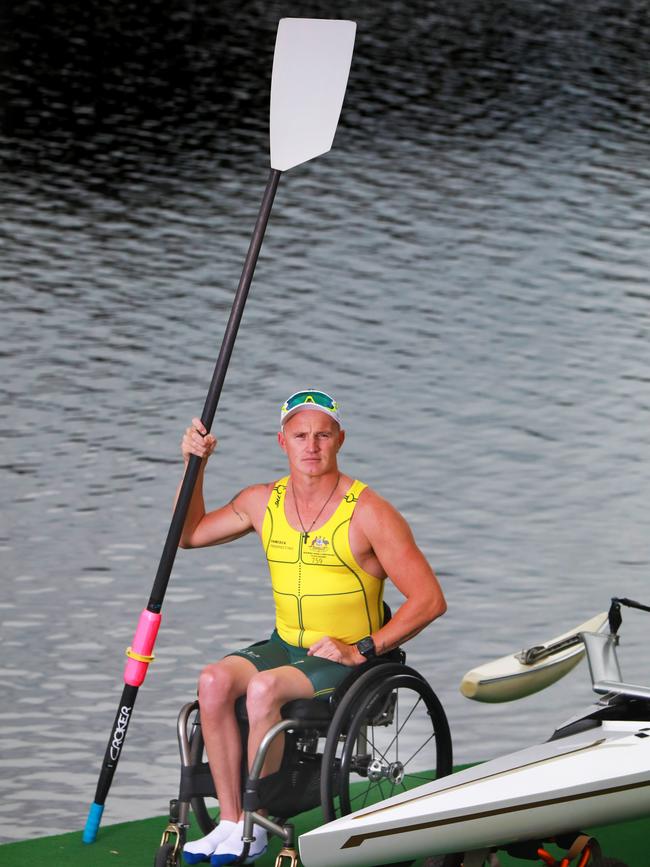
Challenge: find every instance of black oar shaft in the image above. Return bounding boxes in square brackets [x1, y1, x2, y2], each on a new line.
[148, 167, 281, 612]
[85, 168, 281, 842]
[200, 167, 282, 431]
[83, 683, 139, 841]
[93, 684, 138, 803]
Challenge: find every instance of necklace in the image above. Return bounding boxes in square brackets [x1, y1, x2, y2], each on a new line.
[291, 475, 341, 544]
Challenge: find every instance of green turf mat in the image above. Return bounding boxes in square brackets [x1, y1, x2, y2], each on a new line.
[1, 811, 647, 867]
[2, 764, 647, 867]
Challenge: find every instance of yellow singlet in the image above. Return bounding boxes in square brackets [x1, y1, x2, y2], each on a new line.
[262, 477, 384, 648]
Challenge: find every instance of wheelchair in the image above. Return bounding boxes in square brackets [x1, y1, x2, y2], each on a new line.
[155, 621, 453, 867]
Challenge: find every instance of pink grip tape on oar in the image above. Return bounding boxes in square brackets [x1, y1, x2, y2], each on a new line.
[124, 610, 161, 687]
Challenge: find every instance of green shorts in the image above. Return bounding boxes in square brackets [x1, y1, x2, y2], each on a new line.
[227, 630, 351, 700]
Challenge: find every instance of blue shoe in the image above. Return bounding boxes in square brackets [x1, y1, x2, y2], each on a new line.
[210, 844, 267, 866]
[183, 852, 210, 865]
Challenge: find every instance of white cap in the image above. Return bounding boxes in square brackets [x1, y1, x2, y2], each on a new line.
[280, 389, 341, 427]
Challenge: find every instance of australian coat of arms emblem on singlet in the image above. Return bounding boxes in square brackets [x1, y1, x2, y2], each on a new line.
[309, 536, 330, 548]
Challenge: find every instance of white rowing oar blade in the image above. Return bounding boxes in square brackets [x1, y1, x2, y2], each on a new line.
[270, 18, 356, 172]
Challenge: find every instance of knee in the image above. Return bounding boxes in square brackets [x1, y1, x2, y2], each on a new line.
[246, 671, 283, 720]
[198, 662, 239, 710]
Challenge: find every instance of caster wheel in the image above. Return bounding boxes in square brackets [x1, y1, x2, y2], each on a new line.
[154, 841, 180, 867]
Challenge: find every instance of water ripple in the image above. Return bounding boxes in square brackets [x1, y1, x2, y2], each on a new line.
[2, 0, 650, 844]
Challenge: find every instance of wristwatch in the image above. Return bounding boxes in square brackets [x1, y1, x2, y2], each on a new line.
[356, 635, 376, 660]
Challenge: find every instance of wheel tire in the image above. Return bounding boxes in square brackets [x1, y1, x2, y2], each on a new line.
[321, 665, 452, 822]
[153, 842, 179, 867]
[188, 723, 218, 835]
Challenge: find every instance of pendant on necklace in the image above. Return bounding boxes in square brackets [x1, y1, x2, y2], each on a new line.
[293, 473, 340, 549]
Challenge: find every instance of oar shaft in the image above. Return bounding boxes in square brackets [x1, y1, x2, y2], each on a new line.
[85, 168, 282, 844]
[148, 167, 282, 612]
[201, 167, 282, 430]
[83, 684, 138, 843]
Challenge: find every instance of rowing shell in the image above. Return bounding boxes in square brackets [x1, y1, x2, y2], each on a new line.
[299, 719, 650, 866]
[459, 612, 608, 703]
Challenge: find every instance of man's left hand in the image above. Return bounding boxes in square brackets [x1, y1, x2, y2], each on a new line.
[307, 636, 364, 666]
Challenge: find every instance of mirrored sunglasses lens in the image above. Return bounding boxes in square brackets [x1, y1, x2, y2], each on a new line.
[286, 391, 311, 409]
[285, 391, 334, 411]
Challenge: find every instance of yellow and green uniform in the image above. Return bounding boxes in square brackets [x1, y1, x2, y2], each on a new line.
[228, 477, 385, 699]
[263, 477, 384, 648]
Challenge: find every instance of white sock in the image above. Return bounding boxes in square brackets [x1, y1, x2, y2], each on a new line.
[183, 819, 237, 857]
[212, 820, 268, 863]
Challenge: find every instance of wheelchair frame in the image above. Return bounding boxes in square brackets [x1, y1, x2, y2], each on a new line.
[156, 655, 452, 867]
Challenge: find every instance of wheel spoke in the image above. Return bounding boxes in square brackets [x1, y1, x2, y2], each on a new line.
[381, 693, 423, 757]
[349, 779, 385, 809]
[403, 774, 436, 790]
[365, 726, 392, 766]
[328, 671, 452, 823]
[363, 691, 432, 778]
[404, 772, 435, 783]
[349, 778, 384, 809]
[395, 692, 400, 762]
[403, 730, 436, 769]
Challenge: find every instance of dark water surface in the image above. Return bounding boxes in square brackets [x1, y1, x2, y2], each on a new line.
[2, 0, 650, 843]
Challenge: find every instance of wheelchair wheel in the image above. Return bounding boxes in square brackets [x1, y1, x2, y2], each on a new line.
[188, 722, 218, 835]
[153, 841, 179, 867]
[321, 664, 452, 822]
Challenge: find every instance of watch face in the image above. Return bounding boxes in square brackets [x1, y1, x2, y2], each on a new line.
[357, 636, 375, 657]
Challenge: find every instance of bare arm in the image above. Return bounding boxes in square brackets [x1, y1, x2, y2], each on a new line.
[360, 491, 446, 656]
[176, 418, 256, 548]
[308, 489, 446, 665]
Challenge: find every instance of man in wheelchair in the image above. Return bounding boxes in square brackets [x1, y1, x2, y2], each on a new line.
[176, 389, 447, 865]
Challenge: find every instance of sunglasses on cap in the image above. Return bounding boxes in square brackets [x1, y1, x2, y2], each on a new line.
[280, 390, 341, 425]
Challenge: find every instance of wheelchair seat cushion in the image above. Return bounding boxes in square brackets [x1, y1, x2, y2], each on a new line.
[280, 698, 334, 724]
[235, 695, 334, 726]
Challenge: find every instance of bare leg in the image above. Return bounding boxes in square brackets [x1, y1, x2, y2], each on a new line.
[245, 666, 314, 776]
[204, 667, 315, 864]
[198, 655, 258, 821]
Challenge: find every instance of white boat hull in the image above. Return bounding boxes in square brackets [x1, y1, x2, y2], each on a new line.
[299, 720, 650, 866]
